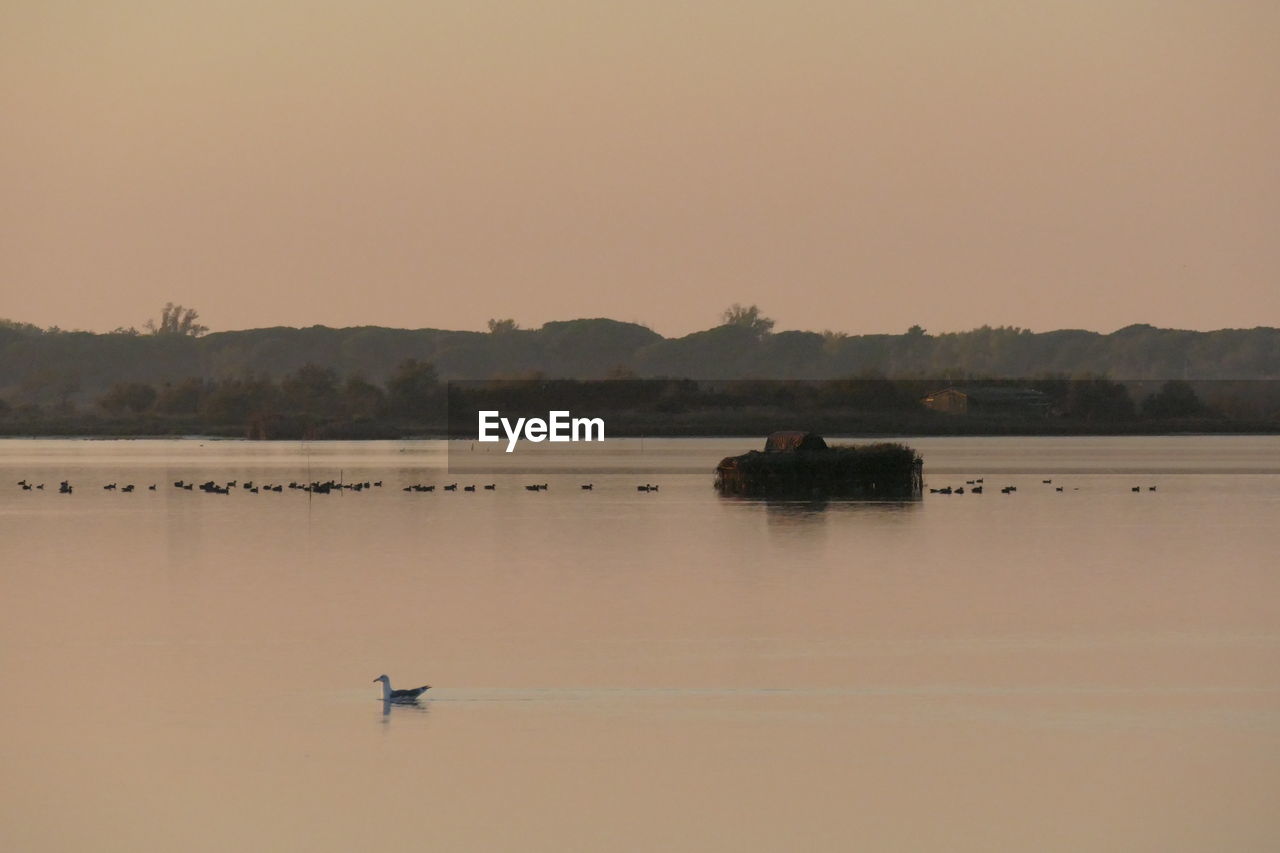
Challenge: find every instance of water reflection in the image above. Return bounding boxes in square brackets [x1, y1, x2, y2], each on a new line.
[380, 696, 431, 721]
[762, 500, 831, 525]
[719, 495, 923, 518]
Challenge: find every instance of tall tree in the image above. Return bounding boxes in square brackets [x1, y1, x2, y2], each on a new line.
[721, 304, 775, 337]
[280, 364, 340, 414]
[1061, 376, 1135, 421]
[1141, 380, 1208, 418]
[200, 375, 278, 424]
[154, 378, 205, 415]
[386, 359, 440, 419]
[98, 382, 157, 414]
[145, 303, 208, 337]
[340, 376, 386, 419]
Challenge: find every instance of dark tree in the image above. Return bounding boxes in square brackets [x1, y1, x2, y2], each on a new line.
[280, 364, 340, 414]
[1061, 376, 1135, 421]
[154, 378, 205, 415]
[386, 359, 440, 419]
[19, 368, 81, 408]
[605, 364, 638, 380]
[98, 382, 157, 414]
[341, 376, 386, 419]
[0, 318, 44, 335]
[145, 303, 208, 337]
[200, 375, 279, 424]
[721, 304, 774, 337]
[1141, 380, 1208, 419]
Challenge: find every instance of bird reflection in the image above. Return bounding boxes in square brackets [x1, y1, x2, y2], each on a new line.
[381, 696, 431, 719]
[374, 674, 432, 722]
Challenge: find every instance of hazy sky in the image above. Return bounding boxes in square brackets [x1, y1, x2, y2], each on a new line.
[2, 1, 1277, 337]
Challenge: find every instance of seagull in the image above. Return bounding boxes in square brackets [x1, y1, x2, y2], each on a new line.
[373, 674, 431, 703]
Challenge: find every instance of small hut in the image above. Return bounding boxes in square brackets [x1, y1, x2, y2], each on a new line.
[763, 431, 828, 452]
[715, 432, 923, 499]
[921, 386, 1050, 416]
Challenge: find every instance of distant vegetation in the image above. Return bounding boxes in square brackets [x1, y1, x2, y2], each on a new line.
[2, 308, 1279, 437]
[2, 371, 1266, 440]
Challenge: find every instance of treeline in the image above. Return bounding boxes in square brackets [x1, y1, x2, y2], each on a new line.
[445, 377, 1276, 436]
[3, 368, 1277, 439]
[4, 318, 1280, 412]
[0, 360, 443, 439]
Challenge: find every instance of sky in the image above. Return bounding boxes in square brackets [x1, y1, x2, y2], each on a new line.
[2, 0, 1277, 338]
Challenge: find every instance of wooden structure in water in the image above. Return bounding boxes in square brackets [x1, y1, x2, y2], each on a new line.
[715, 432, 923, 499]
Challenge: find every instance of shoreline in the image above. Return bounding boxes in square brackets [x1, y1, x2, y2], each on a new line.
[3, 425, 1279, 441]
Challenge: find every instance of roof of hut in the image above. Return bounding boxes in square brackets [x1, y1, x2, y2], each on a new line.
[764, 431, 828, 452]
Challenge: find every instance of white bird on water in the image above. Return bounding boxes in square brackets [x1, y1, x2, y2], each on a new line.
[374, 674, 431, 703]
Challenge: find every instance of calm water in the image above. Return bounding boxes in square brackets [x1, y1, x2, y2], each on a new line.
[2, 436, 1278, 852]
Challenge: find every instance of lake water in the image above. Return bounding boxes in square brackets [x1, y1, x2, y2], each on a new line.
[2, 436, 1278, 852]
